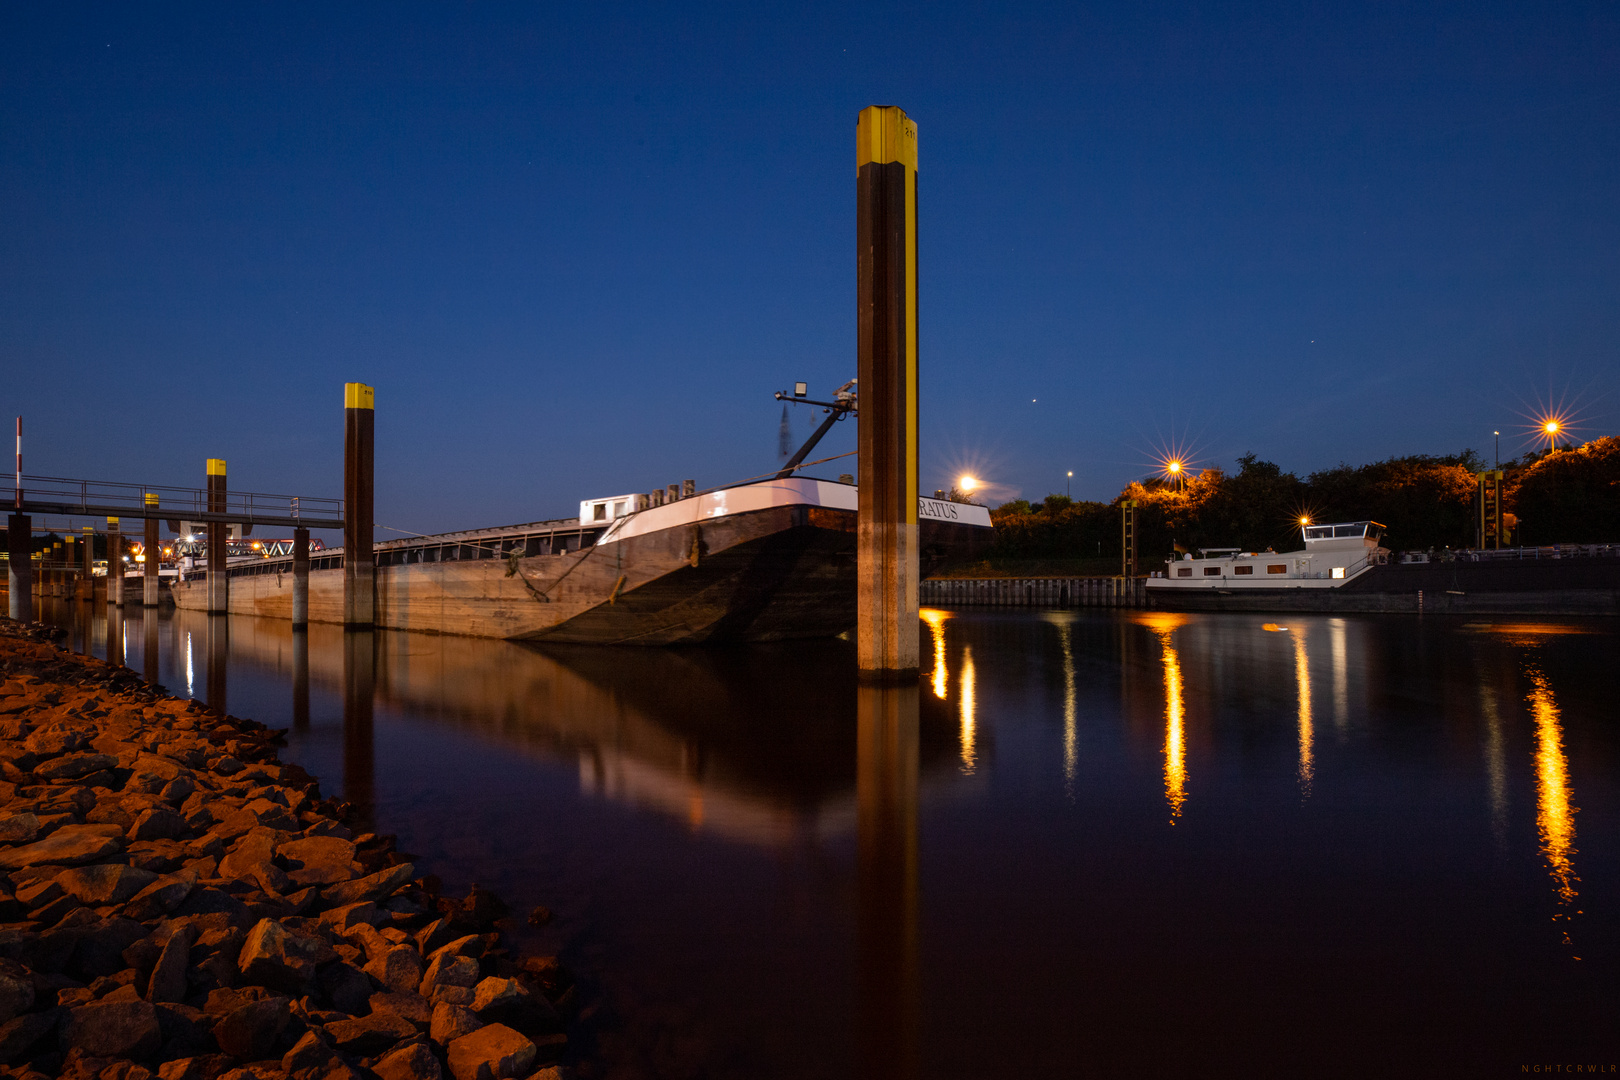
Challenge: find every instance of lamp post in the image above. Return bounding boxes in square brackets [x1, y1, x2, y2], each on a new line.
[1493, 431, 1499, 471]
[1066, 471, 1072, 498]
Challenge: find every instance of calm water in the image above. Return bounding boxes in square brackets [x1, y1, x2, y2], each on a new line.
[37, 599, 1620, 1078]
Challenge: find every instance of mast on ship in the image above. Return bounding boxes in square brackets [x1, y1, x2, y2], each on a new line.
[773, 379, 857, 479]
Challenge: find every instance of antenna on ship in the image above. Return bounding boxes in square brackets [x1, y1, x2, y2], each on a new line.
[773, 379, 857, 479]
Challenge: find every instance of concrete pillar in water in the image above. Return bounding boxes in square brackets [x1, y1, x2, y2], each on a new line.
[343, 383, 375, 629]
[292, 527, 310, 629]
[79, 525, 94, 602]
[7, 514, 31, 622]
[856, 105, 920, 680]
[856, 682, 919, 1079]
[206, 459, 228, 613]
[107, 518, 122, 606]
[143, 494, 161, 608]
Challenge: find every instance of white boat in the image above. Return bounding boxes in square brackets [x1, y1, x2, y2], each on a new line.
[1147, 521, 1389, 600]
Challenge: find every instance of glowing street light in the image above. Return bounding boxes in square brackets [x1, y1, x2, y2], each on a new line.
[958, 475, 978, 493]
[1066, 470, 1073, 498]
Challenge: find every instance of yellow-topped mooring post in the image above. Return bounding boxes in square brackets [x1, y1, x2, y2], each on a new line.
[142, 494, 160, 608]
[206, 459, 229, 613]
[856, 105, 920, 680]
[344, 383, 375, 629]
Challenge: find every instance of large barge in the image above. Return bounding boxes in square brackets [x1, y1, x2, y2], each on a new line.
[170, 476, 993, 642]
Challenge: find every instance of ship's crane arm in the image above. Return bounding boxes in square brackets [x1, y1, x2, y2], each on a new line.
[772, 379, 856, 480]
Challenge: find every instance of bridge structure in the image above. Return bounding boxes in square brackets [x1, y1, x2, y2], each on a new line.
[7, 384, 371, 630]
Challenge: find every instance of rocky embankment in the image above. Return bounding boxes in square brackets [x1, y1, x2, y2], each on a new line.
[0, 620, 573, 1080]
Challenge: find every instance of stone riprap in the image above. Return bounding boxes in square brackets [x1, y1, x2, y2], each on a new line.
[0, 620, 572, 1080]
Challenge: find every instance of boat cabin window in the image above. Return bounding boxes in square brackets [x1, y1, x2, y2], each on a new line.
[1203, 567, 1221, 576]
[1333, 524, 1364, 538]
[1267, 564, 1287, 574]
[1177, 568, 1191, 577]
[1304, 526, 1332, 541]
[1234, 565, 1253, 575]
[593, 504, 607, 521]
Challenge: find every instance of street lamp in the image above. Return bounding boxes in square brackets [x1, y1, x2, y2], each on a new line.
[1066, 470, 1072, 498]
[1494, 431, 1499, 470]
[959, 475, 978, 494]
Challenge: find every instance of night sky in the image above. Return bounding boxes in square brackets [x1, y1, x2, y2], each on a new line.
[4, 3, 1617, 539]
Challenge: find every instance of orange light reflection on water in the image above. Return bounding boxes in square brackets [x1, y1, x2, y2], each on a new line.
[1292, 629, 1314, 798]
[959, 646, 977, 775]
[920, 608, 950, 700]
[1527, 663, 1579, 936]
[1135, 613, 1189, 821]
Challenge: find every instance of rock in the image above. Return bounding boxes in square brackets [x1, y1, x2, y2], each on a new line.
[468, 979, 525, 1015]
[418, 954, 479, 999]
[323, 1011, 417, 1056]
[0, 1006, 60, 1063]
[363, 947, 425, 997]
[0, 958, 34, 1024]
[525, 906, 552, 928]
[123, 871, 199, 921]
[72, 917, 150, 979]
[15, 878, 63, 909]
[322, 863, 415, 908]
[316, 903, 379, 935]
[0, 813, 41, 844]
[429, 1003, 481, 1047]
[153, 1001, 214, 1057]
[145, 922, 197, 1003]
[369, 991, 433, 1028]
[129, 809, 190, 843]
[315, 962, 372, 1016]
[34, 752, 119, 780]
[61, 1000, 162, 1060]
[279, 1030, 339, 1080]
[157, 1055, 234, 1080]
[446, 1024, 535, 1080]
[373, 1041, 443, 1080]
[213, 758, 243, 776]
[24, 724, 94, 757]
[237, 920, 333, 995]
[56, 864, 159, 905]
[216, 832, 277, 883]
[159, 777, 196, 806]
[430, 985, 475, 1008]
[0, 825, 125, 869]
[211, 997, 290, 1060]
[276, 837, 357, 886]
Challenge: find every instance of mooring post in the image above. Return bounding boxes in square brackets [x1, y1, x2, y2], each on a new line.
[856, 105, 920, 681]
[107, 602, 123, 667]
[106, 517, 122, 606]
[206, 459, 228, 613]
[6, 513, 31, 622]
[79, 525, 94, 602]
[292, 526, 310, 630]
[143, 494, 160, 608]
[343, 383, 375, 629]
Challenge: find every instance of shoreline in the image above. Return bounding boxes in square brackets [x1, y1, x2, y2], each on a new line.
[0, 617, 575, 1080]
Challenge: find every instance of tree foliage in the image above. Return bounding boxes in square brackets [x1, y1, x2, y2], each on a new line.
[988, 440, 1616, 564]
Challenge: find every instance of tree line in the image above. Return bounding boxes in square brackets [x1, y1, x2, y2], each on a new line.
[988, 435, 1620, 565]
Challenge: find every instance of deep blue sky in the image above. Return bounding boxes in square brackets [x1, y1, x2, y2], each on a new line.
[4, 3, 1617, 537]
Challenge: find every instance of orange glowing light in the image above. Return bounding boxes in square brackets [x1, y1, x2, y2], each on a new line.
[958, 475, 978, 492]
[1299, 516, 1311, 526]
[1527, 662, 1579, 941]
[1167, 460, 1182, 474]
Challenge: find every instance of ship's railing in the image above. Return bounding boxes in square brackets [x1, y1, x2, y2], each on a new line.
[1455, 543, 1620, 562]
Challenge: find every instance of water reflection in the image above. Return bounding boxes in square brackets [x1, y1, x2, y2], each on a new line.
[921, 608, 949, 700]
[1328, 617, 1348, 738]
[107, 607, 124, 668]
[1292, 629, 1314, 799]
[1138, 613, 1188, 821]
[206, 616, 228, 714]
[855, 683, 919, 1080]
[1526, 662, 1579, 943]
[1058, 621, 1077, 799]
[344, 631, 377, 829]
[1477, 678, 1509, 853]
[143, 612, 159, 686]
[958, 647, 977, 775]
[293, 631, 310, 732]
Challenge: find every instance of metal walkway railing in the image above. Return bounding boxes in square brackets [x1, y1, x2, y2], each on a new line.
[16, 474, 344, 530]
